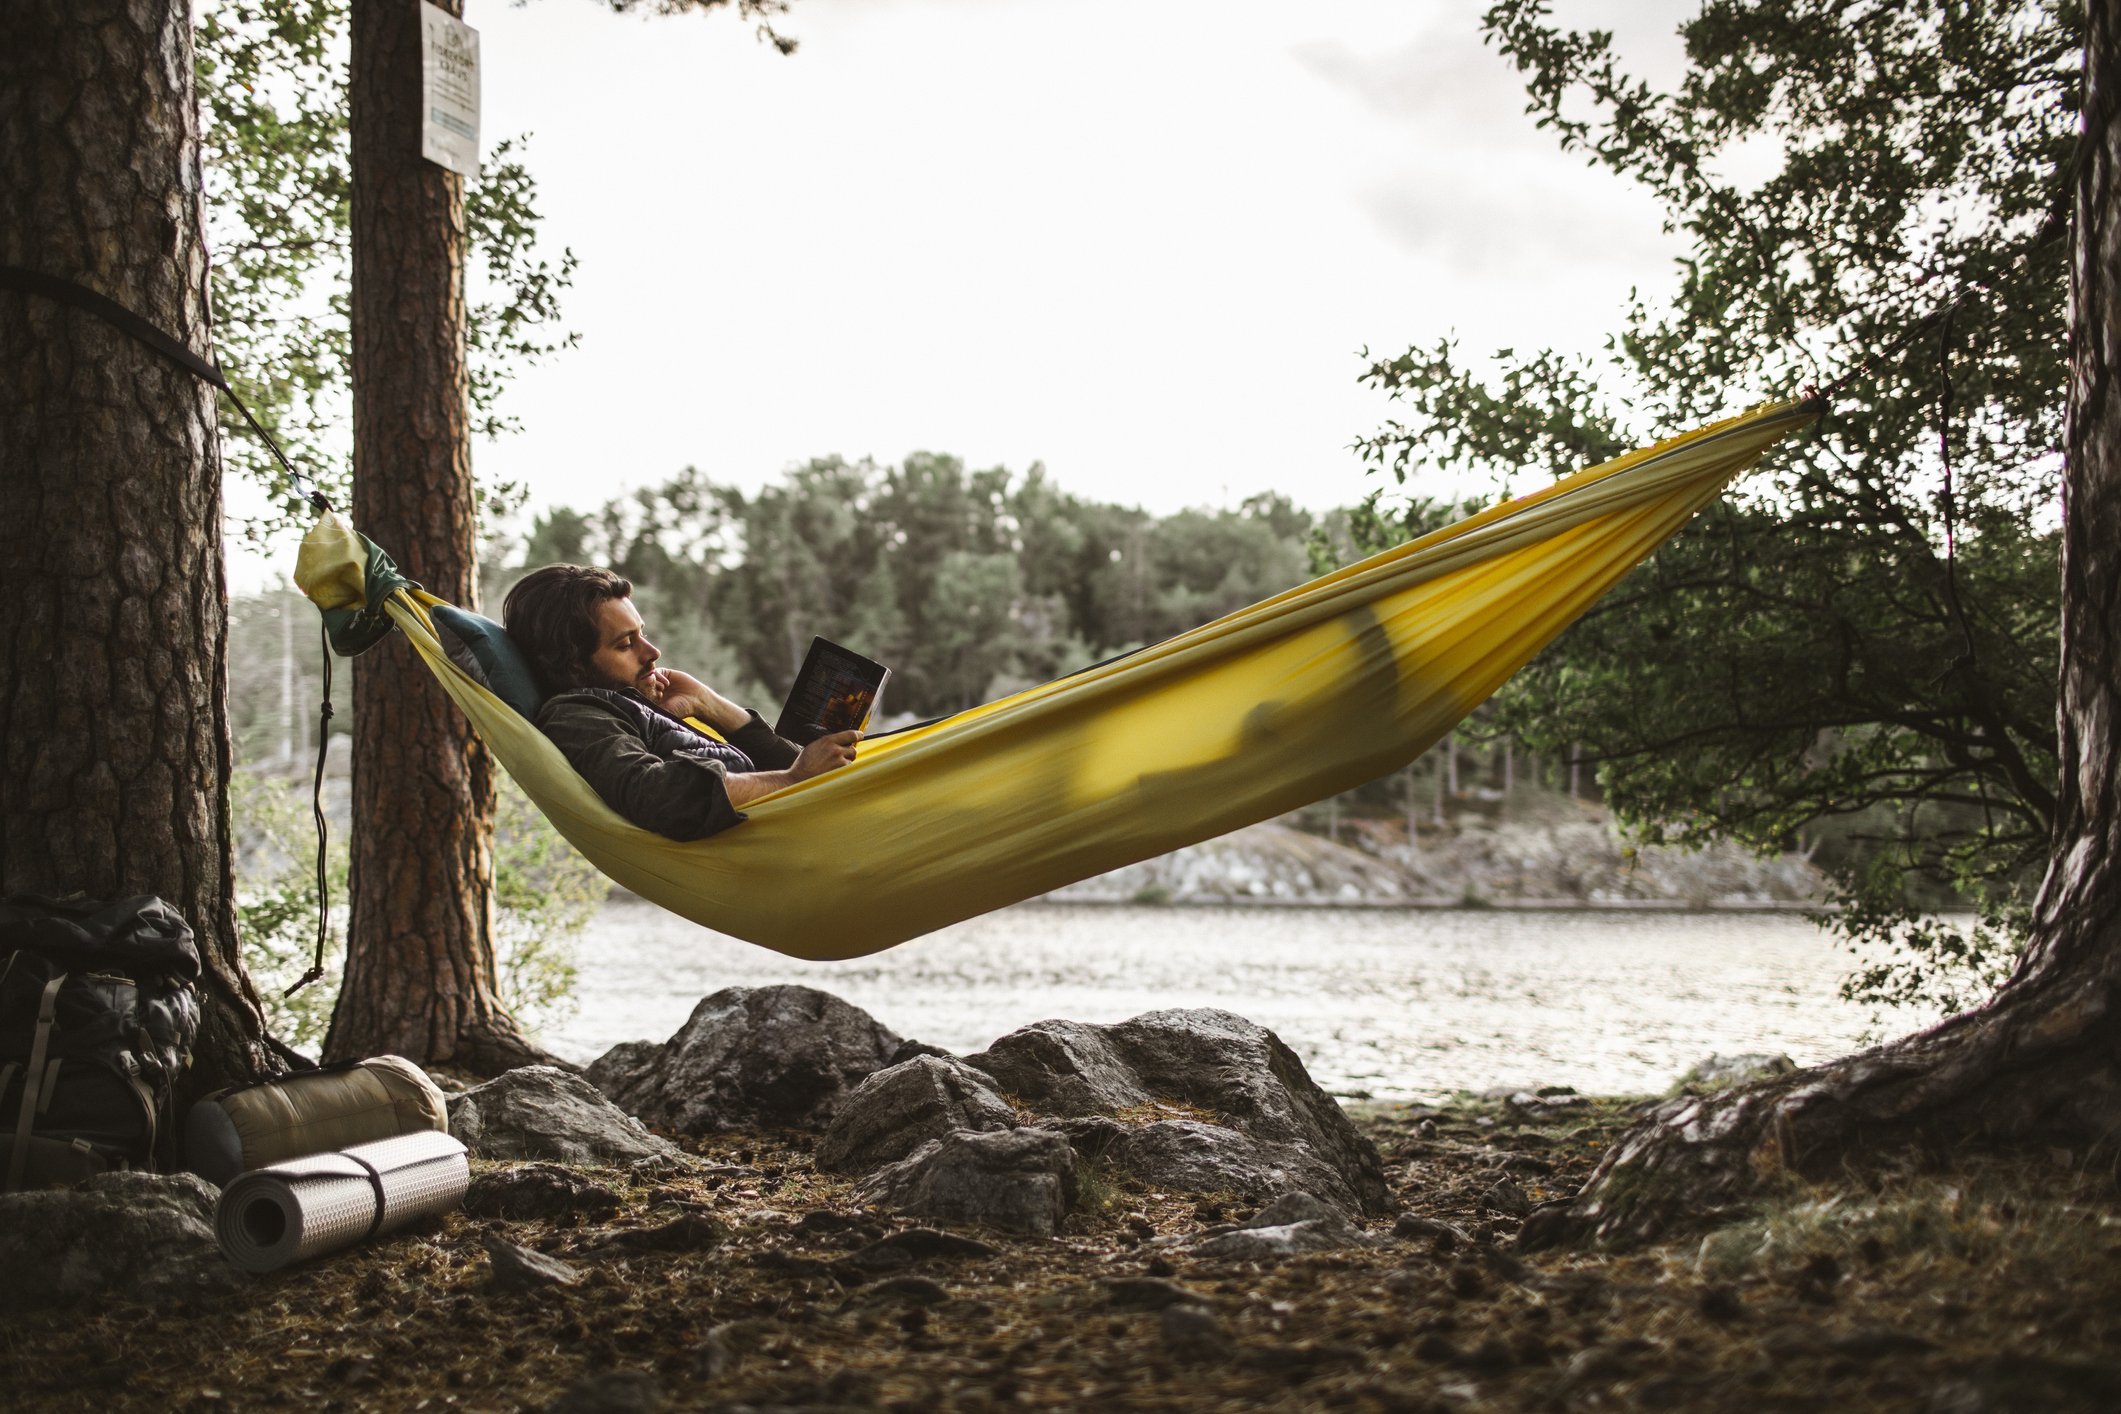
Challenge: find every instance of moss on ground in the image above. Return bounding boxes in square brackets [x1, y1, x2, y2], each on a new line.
[6, 1095, 2120, 1412]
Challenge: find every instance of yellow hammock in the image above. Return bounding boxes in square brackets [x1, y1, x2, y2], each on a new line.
[296, 399, 1816, 961]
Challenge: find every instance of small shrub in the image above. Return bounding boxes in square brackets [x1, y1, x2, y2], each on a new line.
[231, 772, 604, 1054]
[230, 771, 347, 1052]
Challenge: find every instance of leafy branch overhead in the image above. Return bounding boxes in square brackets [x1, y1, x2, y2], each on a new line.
[1356, 0, 2076, 1012]
[601, 0, 801, 55]
[199, 0, 580, 541]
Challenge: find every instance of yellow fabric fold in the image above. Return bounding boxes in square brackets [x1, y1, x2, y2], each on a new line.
[340, 399, 1815, 960]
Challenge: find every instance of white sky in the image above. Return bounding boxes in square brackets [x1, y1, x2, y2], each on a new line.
[230, 0, 1708, 589]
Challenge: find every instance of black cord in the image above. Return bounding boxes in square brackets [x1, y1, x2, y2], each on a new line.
[0, 265, 331, 516]
[283, 626, 335, 998]
[1926, 304, 1981, 688]
[1810, 290, 1970, 408]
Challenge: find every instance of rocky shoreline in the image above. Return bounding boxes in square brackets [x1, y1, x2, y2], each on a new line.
[4, 988, 2115, 1413]
[1047, 808, 1829, 910]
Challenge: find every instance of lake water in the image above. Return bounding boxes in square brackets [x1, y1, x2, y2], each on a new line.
[542, 900, 1897, 1101]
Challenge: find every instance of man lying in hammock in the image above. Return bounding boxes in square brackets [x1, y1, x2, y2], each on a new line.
[503, 565, 860, 840]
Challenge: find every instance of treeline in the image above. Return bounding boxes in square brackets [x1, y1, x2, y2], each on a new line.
[487, 455, 1318, 722]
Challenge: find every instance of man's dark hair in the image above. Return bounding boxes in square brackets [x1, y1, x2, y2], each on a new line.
[504, 564, 633, 694]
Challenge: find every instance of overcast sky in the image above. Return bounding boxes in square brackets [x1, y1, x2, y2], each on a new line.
[231, 0, 1711, 588]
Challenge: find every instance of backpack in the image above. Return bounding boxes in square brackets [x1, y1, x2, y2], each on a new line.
[0, 894, 202, 1190]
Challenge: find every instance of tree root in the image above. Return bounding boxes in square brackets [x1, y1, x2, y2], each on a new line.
[448, 1013, 580, 1079]
[1523, 979, 2121, 1251]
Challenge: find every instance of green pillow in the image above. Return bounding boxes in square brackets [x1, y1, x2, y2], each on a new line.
[429, 604, 544, 719]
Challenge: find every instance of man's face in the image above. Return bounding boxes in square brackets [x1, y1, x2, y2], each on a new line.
[586, 596, 660, 692]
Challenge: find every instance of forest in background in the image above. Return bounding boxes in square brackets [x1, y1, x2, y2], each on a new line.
[488, 455, 1313, 722]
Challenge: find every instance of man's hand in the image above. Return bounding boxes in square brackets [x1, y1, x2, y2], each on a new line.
[724, 730, 860, 807]
[789, 730, 861, 784]
[642, 668, 747, 733]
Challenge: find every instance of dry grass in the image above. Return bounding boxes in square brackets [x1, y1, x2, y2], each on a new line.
[6, 1099, 2120, 1413]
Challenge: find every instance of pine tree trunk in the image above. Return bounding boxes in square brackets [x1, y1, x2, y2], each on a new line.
[328, 0, 544, 1073]
[0, 0, 282, 1095]
[1523, 18, 2121, 1250]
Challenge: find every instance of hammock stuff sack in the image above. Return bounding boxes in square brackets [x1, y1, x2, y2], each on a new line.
[296, 399, 1819, 961]
[214, 1129, 470, 1273]
[184, 1055, 451, 1187]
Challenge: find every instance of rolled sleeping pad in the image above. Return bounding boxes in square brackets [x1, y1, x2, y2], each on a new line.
[184, 1055, 448, 1187]
[215, 1128, 470, 1272]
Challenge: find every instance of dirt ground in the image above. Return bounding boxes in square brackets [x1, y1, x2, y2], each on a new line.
[7, 1093, 2120, 1413]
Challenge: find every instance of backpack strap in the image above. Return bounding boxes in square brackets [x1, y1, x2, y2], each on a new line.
[5, 973, 65, 1192]
[114, 1051, 156, 1165]
[35, 1057, 61, 1113]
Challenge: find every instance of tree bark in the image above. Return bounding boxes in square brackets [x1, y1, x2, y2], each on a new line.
[329, 0, 543, 1073]
[0, 0, 282, 1096]
[1523, 13, 2121, 1251]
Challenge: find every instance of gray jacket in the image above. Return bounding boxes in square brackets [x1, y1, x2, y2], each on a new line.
[535, 688, 802, 840]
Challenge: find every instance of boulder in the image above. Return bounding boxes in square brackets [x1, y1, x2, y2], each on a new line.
[448, 1066, 683, 1166]
[1059, 1115, 1370, 1217]
[486, 1235, 583, 1292]
[464, 1163, 622, 1222]
[1505, 1090, 1590, 1119]
[586, 1214, 727, 1255]
[814, 1055, 1018, 1174]
[1161, 1303, 1231, 1362]
[965, 1008, 1389, 1215]
[963, 1018, 1149, 1113]
[586, 985, 903, 1133]
[1481, 1175, 1532, 1217]
[846, 1227, 1000, 1269]
[1177, 1190, 1379, 1261]
[1680, 1052, 1797, 1089]
[545, 1370, 663, 1414]
[1105, 1277, 1211, 1311]
[855, 1127, 1079, 1236]
[0, 1171, 242, 1307]
[583, 1040, 663, 1092]
[1393, 1213, 1473, 1254]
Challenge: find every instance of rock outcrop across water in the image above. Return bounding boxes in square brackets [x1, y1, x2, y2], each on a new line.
[586, 985, 904, 1133]
[449, 1066, 682, 1165]
[964, 1007, 1391, 1215]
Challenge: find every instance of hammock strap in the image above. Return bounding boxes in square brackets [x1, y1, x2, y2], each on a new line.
[0, 265, 332, 514]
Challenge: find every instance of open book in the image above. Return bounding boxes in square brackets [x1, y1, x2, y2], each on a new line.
[774, 638, 891, 745]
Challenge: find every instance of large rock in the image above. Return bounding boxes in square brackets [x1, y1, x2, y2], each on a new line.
[814, 1055, 1018, 1174]
[1175, 1191, 1380, 1260]
[0, 1171, 243, 1307]
[1680, 1052, 1797, 1088]
[449, 1066, 682, 1165]
[855, 1127, 1079, 1236]
[962, 1018, 1149, 1113]
[1060, 1115, 1370, 1216]
[587, 985, 903, 1133]
[966, 1008, 1390, 1215]
[486, 1235, 584, 1292]
[464, 1163, 623, 1222]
